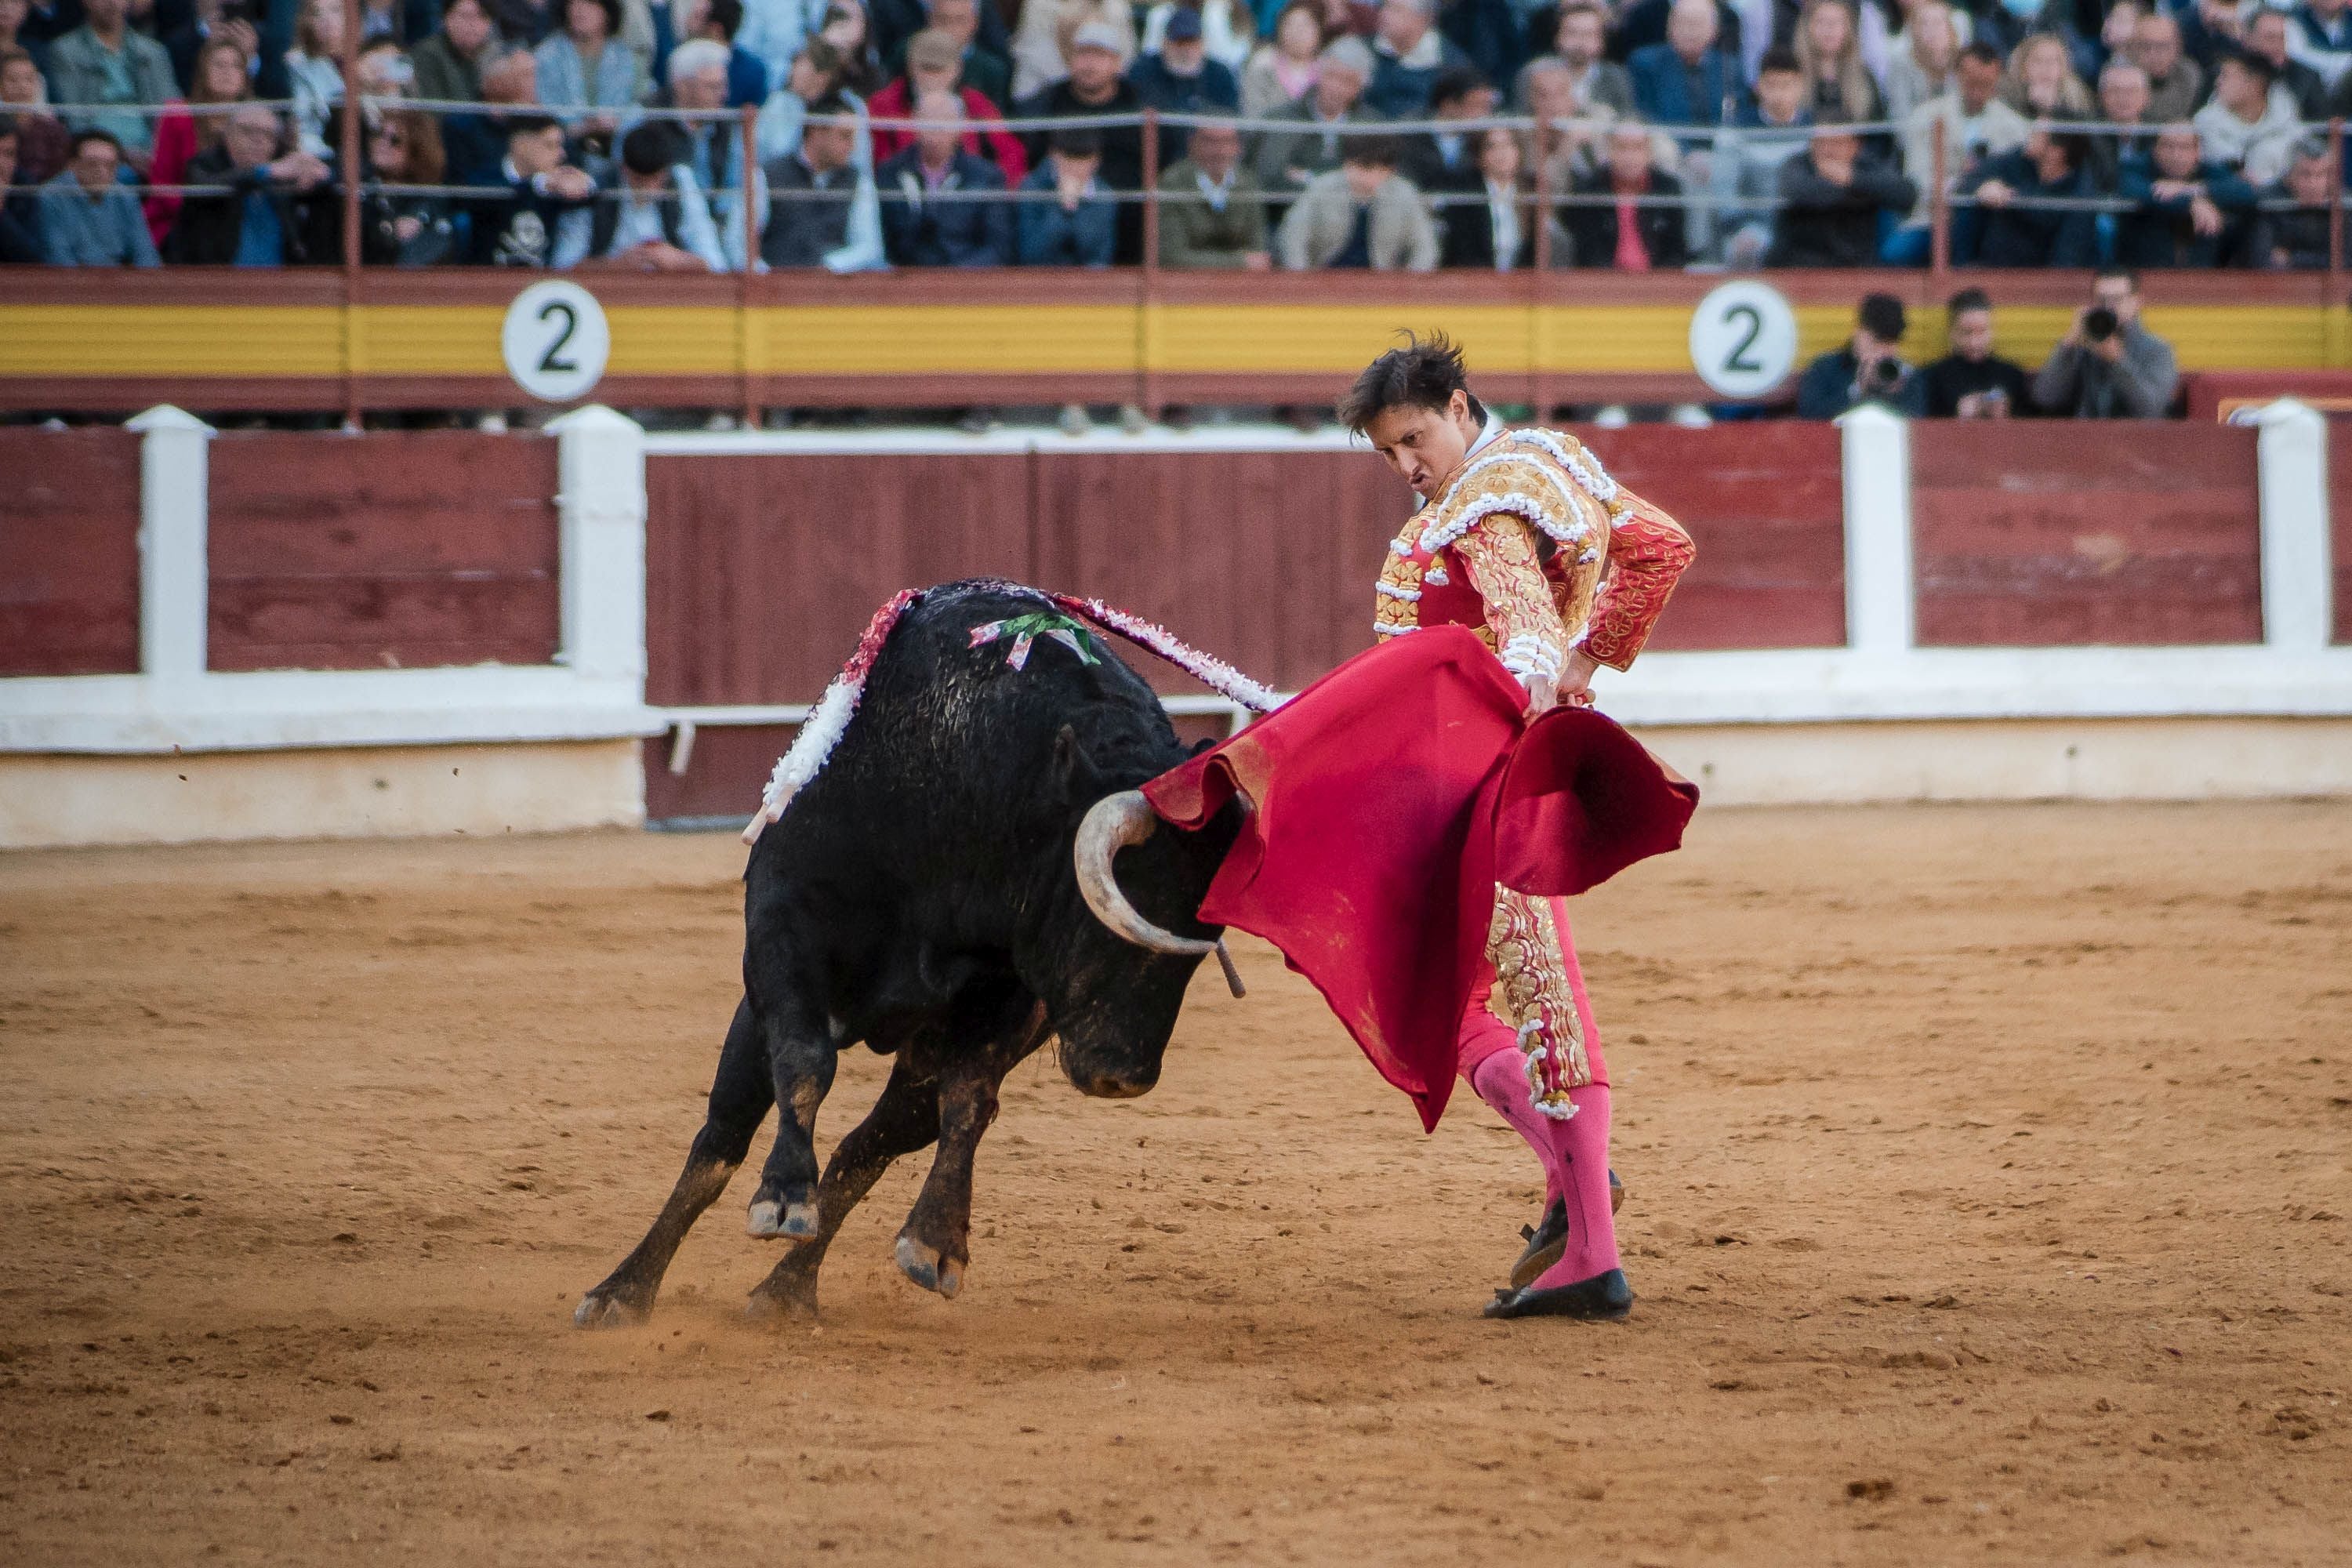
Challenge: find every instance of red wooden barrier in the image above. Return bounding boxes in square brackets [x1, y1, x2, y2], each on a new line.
[2332, 416, 2352, 647]
[1579, 425, 1846, 649]
[206, 433, 561, 672]
[0, 428, 141, 677]
[1909, 422, 2263, 647]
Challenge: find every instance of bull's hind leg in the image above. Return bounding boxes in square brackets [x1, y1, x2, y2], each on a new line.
[745, 1055, 941, 1321]
[895, 998, 1051, 1300]
[575, 996, 772, 1328]
[744, 985, 839, 1242]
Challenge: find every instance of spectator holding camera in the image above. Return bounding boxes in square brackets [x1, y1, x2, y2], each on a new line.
[1920, 287, 2031, 418]
[2115, 123, 2258, 268]
[1959, 125, 2098, 267]
[2033, 267, 2177, 418]
[163, 101, 339, 264]
[1798, 292, 1927, 419]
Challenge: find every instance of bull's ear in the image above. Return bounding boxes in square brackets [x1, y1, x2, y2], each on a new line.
[1052, 724, 1099, 801]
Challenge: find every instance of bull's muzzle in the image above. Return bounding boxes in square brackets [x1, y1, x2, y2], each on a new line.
[1073, 790, 1246, 999]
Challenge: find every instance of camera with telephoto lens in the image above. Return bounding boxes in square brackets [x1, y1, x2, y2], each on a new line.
[1867, 356, 1904, 392]
[2083, 306, 2119, 343]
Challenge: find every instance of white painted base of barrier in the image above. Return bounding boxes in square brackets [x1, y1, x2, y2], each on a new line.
[0, 740, 644, 850]
[1632, 715, 2352, 808]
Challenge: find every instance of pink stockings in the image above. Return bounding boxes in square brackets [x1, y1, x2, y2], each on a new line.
[1468, 1054, 1620, 1287]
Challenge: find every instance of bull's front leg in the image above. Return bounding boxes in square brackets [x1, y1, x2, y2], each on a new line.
[745, 992, 839, 1241]
[894, 1003, 1047, 1300]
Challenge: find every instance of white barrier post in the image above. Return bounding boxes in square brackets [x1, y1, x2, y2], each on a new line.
[2254, 398, 2332, 654]
[549, 405, 648, 685]
[1836, 402, 1915, 655]
[126, 405, 215, 688]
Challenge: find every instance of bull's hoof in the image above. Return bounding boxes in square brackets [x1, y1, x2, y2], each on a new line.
[573, 1283, 654, 1330]
[745, 1280, 819, 1324]
[747, 1197, 821, 1240]
[894, 1233, 964, 1299]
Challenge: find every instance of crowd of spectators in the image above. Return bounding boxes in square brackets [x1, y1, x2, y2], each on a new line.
[0, 0, 2341, 271]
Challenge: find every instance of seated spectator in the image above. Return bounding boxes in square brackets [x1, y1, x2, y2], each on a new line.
[354, 0, 421, 49]
[1960, 127, 2098, 267]
[916, 0, 1010, 107]
[357, 36, 416, 96]
[2129, 9, 2203, 121]
[877, 86, 1011, 263]
[1007, 0, 1135, 102]
[1240, 0, 1322, 118]
[1998, 31, 2092, 120]
[468, 111, 599, 263]
[1920, 287, 2031, 417]
[0, 113, 44, 260]
[1795, 0, 1884, 123]
[868, 27, 1026, 183]
[285, 0, 348, 157]
[2085, 60, 2156, 190]
[655, 37, 760, 268]
[1520, 56, 1612, 200]
[2116, 123, 2259, 267]
[162, 103, 338, 264]
[1274, 132, 1436, 268]
[2256, 141, 2343, 267]
[46, 0, 179, 165]
[819, 0, 891, 96]
[2286, 0, 2352, 91]
[761, 89, 868, 263]
[485, 0, 555, 51]
[1713, 46, 1811, 267]
[1440, 122, 1535, 267]
[1882, 0, 1959, 125]
[1400, 64, 1492, 194]
[1140, 0, 1256, 75]
[537, 0, 648, 147]
[361, 106, 459, 264]
[146, 34, 249, 248]
[753, 36, 846, 163]
[1560, 121, 1687, 268]
[663, 0, 771, 107]
[1363, 0, 1468, 116]
[444, 42, 539, 186]
[1016, 124, 1116, 263]
[1519, 1, 1632, 118]
[1250, 34, 1377, 196]
[1796, 292, 1928, 419]
[2191, 49, 2303, 189]
[1628, 0, 1742, 127]
[1128, 6, 1239, 162]
[578, 119, 724, 268]
[0, 0, 50, 76]
[2032, 266, 2178, 416]
[1766, 120, 1911, 266]
[39, 128, 159, 263]
[412, 0, 502, 104]
[0, 48, 67, 183]
[1014, 21, 1143, 204]
[2245, 5, 2330, 116]
[1156, 114, 1267, 266]
[1888, 42, 2024, 260]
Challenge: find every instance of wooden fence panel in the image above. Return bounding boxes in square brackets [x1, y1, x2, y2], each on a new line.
[1910, 422, 2263, 647]
[207, 432, 559, 671]
[1577, 423, 1846, 650]
[643, 452, 1033, 707]
[0, 428, 141, 677]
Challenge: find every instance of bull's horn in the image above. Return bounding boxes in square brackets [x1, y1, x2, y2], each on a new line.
[1074, 792, 1245, 999]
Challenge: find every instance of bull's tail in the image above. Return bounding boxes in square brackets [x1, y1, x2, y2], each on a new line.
[742, 583, 1281, 847]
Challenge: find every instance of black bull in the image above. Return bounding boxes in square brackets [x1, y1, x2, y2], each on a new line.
[577, 583, 1243, 1325]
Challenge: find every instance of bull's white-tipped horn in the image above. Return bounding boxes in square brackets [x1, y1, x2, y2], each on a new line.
[1073, 791, 1246, 999]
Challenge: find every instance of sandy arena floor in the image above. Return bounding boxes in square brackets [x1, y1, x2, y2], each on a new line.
[1, 802, 2347, 1566]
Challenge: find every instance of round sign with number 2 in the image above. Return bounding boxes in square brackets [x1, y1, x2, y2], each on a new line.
[1687, 279, 1798, 401]
[502, 280, 612, 404]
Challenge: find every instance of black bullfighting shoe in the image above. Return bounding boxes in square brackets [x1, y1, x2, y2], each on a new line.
[1506, 1172, 1625, 1290]
[1482, 1268, 1635, 1321]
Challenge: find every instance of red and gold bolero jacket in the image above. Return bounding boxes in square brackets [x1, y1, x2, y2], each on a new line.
[1373, 423, 1695, 684]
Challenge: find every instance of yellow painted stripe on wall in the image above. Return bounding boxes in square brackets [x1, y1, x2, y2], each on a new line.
[0, 299, 2341, 381]
[0, 305, 345, 376]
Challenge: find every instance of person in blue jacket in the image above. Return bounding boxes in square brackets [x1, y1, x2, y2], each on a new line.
[1015, 125, 1116, 264]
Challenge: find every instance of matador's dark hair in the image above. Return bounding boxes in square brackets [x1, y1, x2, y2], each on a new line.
[1337, 331, 1486, 436]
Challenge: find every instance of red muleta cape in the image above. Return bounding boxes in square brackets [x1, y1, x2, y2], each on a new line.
[1139, 626, 1699, 1132]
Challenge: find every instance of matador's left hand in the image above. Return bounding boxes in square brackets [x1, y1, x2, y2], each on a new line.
[1556, 650, 1601, 710]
